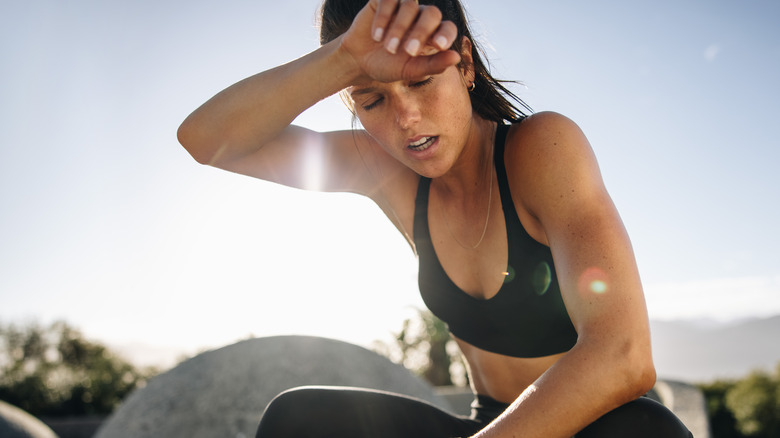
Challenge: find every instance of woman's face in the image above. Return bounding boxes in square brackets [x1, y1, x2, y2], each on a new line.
[348, 45, 476, 178]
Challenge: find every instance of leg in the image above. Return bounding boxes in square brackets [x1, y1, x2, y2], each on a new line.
[577, 397, 693, 438]
[255, 386, 482, 438]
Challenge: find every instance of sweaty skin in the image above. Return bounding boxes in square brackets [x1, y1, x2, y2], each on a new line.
[178, 1, 656, 436]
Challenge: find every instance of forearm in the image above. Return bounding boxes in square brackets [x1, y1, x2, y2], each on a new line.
[472, 340, 655, 438]
[177, 36, 359, 165]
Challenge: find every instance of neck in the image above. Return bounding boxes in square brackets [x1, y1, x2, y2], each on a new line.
[435, 117, 497, 198]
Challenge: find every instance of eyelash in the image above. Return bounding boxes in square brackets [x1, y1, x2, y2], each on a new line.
[362, 77, 434, 111]
[411, 77, 434, 88]
[363, 99, 382, 111]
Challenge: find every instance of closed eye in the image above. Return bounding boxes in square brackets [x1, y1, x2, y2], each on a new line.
[362, 97, 384, 111]
[410, 77, 434, 88]
[360, 77, 433, 111]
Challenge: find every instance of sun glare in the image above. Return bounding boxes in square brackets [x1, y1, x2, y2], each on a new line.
[579, 267, 610, 295]
[301, 132, 325, 192]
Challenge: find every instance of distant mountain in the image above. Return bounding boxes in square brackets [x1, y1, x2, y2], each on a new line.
[651, 315, 780, 383]
[112, 315, 780, 385]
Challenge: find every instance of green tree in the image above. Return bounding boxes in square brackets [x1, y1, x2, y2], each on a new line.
[699, 379, 742, 438]
[373, 309, 468, 387]
[699, 362, 780, 438]
[725, 366, 780, 437]
[0, 320, 158, 416]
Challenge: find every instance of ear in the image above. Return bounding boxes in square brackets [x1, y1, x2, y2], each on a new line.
[459, 36, 476, 86]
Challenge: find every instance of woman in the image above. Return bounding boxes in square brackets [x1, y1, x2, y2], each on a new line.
[178, 0, 693, 436]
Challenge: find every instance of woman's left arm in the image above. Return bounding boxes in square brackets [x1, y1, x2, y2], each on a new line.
[473, 112, 656, 438]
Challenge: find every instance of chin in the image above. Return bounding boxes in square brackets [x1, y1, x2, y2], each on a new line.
[414, 163, 451, 179]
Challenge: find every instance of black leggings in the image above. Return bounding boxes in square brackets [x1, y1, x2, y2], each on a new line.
[255, 386, 693, 438]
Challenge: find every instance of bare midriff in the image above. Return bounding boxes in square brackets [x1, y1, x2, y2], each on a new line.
[454, 335, 565, 404]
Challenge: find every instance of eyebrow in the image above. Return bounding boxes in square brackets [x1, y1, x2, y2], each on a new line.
[349, 87, 379, 97]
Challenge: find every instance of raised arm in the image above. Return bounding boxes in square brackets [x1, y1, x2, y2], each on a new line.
[177, 0, 460, 195]
[176, 37, 371, 192]
[474, 112, 655, 438]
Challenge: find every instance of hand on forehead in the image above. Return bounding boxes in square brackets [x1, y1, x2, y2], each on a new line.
[370, 0, 457, 56]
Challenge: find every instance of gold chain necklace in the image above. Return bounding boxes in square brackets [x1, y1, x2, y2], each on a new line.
[439, 143, 495, 250]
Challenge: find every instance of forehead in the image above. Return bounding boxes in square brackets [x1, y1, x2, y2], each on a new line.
[347, 45, 454, 96]
[347, 77, 378, 96]
[348, 84, 384, 100]
[349, 67, 462, 99]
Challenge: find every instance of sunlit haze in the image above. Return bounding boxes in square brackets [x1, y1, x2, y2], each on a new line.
[1, 0, 779, 367]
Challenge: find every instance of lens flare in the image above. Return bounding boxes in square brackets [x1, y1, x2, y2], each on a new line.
[532, 261, 552, 296]
[301, 132, 325, 191]
[590, 279, 608, 294]
[503, 265, 516, 283]
[578, 267, 609, 295]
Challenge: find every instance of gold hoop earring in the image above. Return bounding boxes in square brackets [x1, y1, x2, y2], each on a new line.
[469, 82, 476, 92]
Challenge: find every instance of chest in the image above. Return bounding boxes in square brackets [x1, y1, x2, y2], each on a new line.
[426, 193, 509, 300]
[411, 176, 578, 358]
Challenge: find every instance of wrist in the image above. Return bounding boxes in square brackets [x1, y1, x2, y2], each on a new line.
[322, 35, 364, 92]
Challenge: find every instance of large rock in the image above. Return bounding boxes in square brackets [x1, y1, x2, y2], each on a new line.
[0, 400, 58, 438]
[96, 335, 448, 438]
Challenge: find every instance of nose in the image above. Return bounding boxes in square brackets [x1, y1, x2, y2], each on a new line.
[394, 94, 421, 130]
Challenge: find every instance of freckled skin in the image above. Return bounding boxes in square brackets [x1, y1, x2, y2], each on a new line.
[350, 58, 476, 180]
[177, 1, 659, 436]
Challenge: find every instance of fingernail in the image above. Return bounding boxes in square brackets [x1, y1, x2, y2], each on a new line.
[435, 35, 448, 50]
[387, 37, 400, 54]
[373, 28, 384, 42]
[405, 39, 420, 56]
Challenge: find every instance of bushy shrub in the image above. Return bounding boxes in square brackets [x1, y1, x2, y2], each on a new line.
[0, 321, 158, 416]
[699, 363, 780, 438]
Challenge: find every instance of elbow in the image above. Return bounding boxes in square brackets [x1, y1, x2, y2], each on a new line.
[580, 332, 656, 403]
[629, 352, 657, 397]
[617, 338, 657, 401]
[177, 117, 216, 165]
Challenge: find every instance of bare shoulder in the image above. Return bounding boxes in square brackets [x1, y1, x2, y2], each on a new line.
[344, 128, 420, 200]
[339, 128, 421, 248]
[506, 111, 593, 167]
[503, 111, 609, 228]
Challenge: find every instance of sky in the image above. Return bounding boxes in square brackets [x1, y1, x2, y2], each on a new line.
[1, 0, 779, 367]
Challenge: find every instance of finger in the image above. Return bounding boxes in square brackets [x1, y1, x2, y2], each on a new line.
[371, 0, 399, 42]
[401, 5, 443, 56]
[410, 20, 457, 58]
[431, 20, 458, 52]
[383, 0, 422, 54]
[403, 50, 462, 80]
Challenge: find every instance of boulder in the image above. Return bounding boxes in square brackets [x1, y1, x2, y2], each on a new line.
[0, 400, 58, 438]
[96, 335, 448, 438]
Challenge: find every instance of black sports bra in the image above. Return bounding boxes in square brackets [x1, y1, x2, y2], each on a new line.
[413, 123, 578, 358]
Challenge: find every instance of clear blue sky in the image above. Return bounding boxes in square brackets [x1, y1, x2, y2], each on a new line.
[1, 0, 779, 364]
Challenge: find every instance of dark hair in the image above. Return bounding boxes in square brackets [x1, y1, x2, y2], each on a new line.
[319, 0, 532, 123]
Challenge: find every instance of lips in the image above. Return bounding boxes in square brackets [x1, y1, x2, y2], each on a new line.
[408, 136, 437, 152]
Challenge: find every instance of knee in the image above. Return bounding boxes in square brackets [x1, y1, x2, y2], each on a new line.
[579, 397, 692, 438]
[256, 387, 320, 437]
[264, 386, 352, 414]
[256, 386, 351, 438]
[264, 386, 315, 414]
